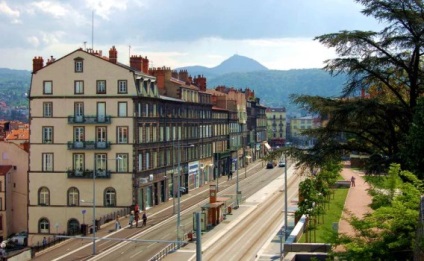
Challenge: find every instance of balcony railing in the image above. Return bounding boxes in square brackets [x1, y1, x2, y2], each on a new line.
[67, 141, 111, 150]
[66, 169, 111, 179]
[68, 115, 112, 124]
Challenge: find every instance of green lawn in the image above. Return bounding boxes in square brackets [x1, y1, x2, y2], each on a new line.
[298, 188, 349, 243]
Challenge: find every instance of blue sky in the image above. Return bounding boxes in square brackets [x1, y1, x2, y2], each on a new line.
[0, 0, 383, 71]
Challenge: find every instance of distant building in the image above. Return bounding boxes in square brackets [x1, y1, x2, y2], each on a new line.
[265, 107, 286, 148]
[289, 115, 320, 147]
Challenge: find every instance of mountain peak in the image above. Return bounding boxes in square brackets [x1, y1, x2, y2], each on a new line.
[213, 54, 268, 74]
[174, 55, 268, 79]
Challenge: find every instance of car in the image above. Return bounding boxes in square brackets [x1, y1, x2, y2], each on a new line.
[278, 161, 286, 167]
[266, 162, 274, 169]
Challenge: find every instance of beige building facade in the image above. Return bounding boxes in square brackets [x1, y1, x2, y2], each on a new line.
[0, 142, 28, 241]
[27, 47, 154, 245]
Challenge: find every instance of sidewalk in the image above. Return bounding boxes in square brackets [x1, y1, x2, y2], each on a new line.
[338, 162, 372, 237]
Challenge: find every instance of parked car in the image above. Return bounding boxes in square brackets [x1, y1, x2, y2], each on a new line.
[278, 161, 286, 167]
[266, 162, 274, 169]
[9, 231, 28, 246]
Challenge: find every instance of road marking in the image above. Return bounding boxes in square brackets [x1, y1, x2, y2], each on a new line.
[129, 249, 144, 259]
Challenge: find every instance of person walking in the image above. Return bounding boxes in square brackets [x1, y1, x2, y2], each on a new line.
[42, 237, 47, 249]
[351, 176, 356, 187]
[135, 209, 140, 227]
[115, 215, 121, 231]
[142, 212, 147, 227]
[129, 210, 135, 228]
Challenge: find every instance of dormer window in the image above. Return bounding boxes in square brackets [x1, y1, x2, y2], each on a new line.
[74, 57, 84, 73]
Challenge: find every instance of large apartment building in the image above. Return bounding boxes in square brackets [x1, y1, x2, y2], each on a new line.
[28, 47, 144, 245]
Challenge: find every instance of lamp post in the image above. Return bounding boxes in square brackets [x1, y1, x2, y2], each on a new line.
[174, 141, 194, 248]
[232, 136, 241, 209]
[92, 156, 122, 255]
[280, 153, 288, 258]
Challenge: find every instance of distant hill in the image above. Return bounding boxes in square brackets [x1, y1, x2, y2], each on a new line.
[207, 69, 346, 114]
[176, 54, 268, 78]
[0, 56, 346, 116]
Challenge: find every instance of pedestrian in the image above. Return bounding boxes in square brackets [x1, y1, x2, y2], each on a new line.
[351, 176, 356, 187]
[42, 237, 47, 248]
[115, 215, 121, 231]
[142, 212, 147, 227]
[135, 209, 140, 227]
[129, 210, 135, 228]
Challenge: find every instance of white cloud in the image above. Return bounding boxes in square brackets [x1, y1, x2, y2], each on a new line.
[0, 1, 20, 23]
[85, 0, 129, 20]
[30, 1, 69, 18]
[26, 36, 40, 47]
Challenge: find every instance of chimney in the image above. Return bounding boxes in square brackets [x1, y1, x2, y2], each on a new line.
[149, 66, 172, 91]
[46, 56, 55, 65]
[109, 46, 117, 64]
[194, 75, 207, 91]
[32, 56, 44, 73]
[178, 70, 188, 83]
[142, 56, 149, 74]
[171, 70, 178, 79]
[130, 55, 143, 72]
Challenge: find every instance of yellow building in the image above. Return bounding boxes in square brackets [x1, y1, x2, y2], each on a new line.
[265, 107, 286, 148]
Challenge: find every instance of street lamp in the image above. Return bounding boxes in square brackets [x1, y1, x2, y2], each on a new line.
[231, 136, 241, 209]
[173, 141, 194, 248]
[280, 153, 288, 257]
[92, 156, 122, 255]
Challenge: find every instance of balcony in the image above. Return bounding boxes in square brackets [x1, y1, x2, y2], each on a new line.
[66, 169, 111, 179]
[68, 115, 112, 124]
[67, 141, 111, 150]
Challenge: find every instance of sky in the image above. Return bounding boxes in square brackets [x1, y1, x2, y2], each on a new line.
[0, 0, 384, 71]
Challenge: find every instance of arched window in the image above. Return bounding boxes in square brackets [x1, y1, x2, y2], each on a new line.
[67, 187, 79, 206]
[39, 218, 50, 233]
[104, 187, 116, 207]
[39, 187, 50, 205]
[67, 218, 80, 235]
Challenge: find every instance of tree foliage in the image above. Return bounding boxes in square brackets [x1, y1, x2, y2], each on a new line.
[291, 0, 424, 175]
[330, 164, 421, 260]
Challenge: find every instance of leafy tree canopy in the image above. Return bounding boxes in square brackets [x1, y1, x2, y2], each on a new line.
[291, 0, 424, 176]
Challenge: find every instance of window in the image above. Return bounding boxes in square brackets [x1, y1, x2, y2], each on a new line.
[104, 187, 116, 207]
[117, 127, 128, 143]
[74, 59, 83, 72]
[74, 81, 84, 94]
[118, 102, 127, 117]
[73, 154, 84, 172]
[43, 81, 52, 94]
[42, 153, 53, 172]
[138, 153, 143, 171]
[68, 219, 80, 235]
[97, 80, 106, 94]
[42, 127, 53, 143]
[74, 127, 85, 142]
[95, 154, 107, 174]
[68, 187, 79, 206]
[43, 102, 53, 117]
[96, 127, 107, 142]
[39, 218, 50, 233]
[39, 187, 50, 205]
[74, 102, 84, 122]
[118, 80, 127, 94]
[117, 154, 128, 172]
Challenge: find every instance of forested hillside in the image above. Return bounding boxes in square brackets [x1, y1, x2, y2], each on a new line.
[208, 69, 346, 113]
[0, 67, 346, 115]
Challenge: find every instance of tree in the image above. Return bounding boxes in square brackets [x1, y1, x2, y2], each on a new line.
[291, 0, 424, 172]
